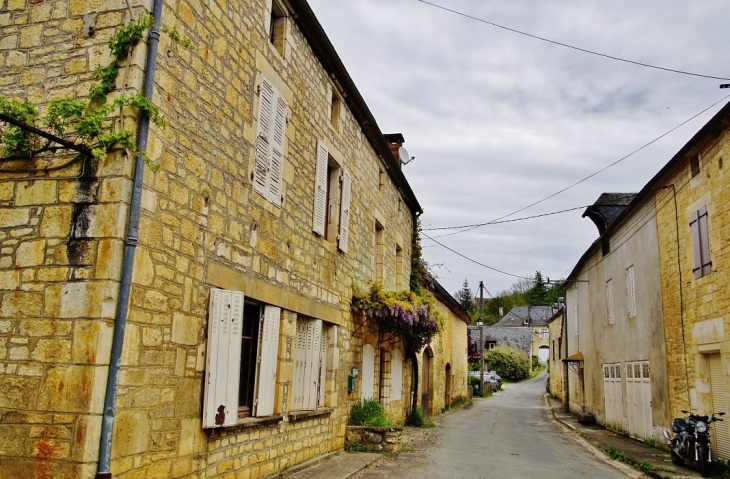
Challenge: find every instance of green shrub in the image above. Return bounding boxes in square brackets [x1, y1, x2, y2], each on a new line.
[406, 407, 435, 428]
[485, 346, 530, 380]
[349, 399, 393, 427]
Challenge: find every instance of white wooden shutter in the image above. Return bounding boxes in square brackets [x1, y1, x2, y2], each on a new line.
[203, 289, 244, 428]
[361, 344, 375, 400]
[606, 279, 614, 325]
[292, 320, 307, 410]
[254, 305, 280, 416]
[626, 266, 636, 318]
[253, 76, 274, 198]
[304, 320, 322, 410]
[318, 325, 327, 408]
[268, 93, 287, 206]
[312, 141, 328, 236]
[390, 348, 403, 401]
[338, 169, 351, 252]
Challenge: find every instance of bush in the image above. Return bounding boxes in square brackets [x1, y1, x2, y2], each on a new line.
[485, 346, 530, 380]
[349, 399, 393, 427]
[406, 407, 435, 428]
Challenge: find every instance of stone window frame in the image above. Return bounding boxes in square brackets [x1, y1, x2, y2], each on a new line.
[312, 140, 351, 252]
[267, 0, 289, 58]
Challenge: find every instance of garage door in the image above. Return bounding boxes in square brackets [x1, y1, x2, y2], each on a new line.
[626, 361, 652, 439]
[603, 363, 623, 431]
[709, 353, 730, 459]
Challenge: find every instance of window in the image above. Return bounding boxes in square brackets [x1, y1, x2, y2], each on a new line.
[395, 245, 403, 289]
[606, 279, 614, 325]
[390, 348, 403, 401]
[378, 168, 385, 194]
[626, 266, 636, 318]
[253, 75, 287, 206]
[690, 206, 712, 279]
[330, 87, 341, 129]
[268, 0, 287, 57]
[362, 344, 375, 399]
[292, 318, 330, 411]
[312, 141, 351, 252]
[375, 221, 384, 282]
[691, 153, 701, 178]
[540, 329, 549, 339]
[203, 289, 280, 428]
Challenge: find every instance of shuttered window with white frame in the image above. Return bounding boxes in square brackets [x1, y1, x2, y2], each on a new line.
[690, 206, 712, 279]
[606, 279, 614, 325]
[253, 74, 288, 206]
[252, 305, 280, 417]
[203, 289, 244, 428]
[312, 141, 328, 236]
[626, 265, 637, 318]
[292, 318, 325, 411]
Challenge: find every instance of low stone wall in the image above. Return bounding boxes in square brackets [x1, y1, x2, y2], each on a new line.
[345, 426, 403, 453]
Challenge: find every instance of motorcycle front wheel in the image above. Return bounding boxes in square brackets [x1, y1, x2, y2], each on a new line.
[697, 445, 709, 477]
[670, 450, 684, 465]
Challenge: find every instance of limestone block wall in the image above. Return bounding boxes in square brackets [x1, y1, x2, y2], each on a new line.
[1, 0, 418, 478]
[655, 113, 730, 418]
[547, 313, 564, 401]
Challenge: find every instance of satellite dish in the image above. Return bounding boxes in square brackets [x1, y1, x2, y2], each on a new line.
[398, 146, 414, 165]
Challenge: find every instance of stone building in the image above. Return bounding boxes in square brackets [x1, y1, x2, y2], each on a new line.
[0, 0, 457, 477]
[546, 307, 563, 400]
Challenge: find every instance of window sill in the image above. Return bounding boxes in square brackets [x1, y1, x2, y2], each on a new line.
[235, 414, 284, 428]
[288, 408, 333, 422]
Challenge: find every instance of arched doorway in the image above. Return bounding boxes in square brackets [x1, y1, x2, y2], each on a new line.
[445, 363, 452, 408]
[538, 345, 550, 365]
[422, 346, 434, 414]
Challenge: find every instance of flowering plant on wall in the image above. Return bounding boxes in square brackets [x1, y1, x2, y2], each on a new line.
[352, 283, 444, 355]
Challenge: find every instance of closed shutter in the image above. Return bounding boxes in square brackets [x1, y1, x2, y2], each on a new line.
[253, 76, 274, 198]
[698, 207, 712, 276]
[304, 320, 322, 410]
[626, 266, 636, 318]
[709, 354, 730, 459]
[312, 141, 328, 236]
[318, 325, 327, 408]
[362, 344, 375, 400]
[292, 320, 307, 410]
[606, 279, 614, 325]
[254, 305, 280, 416]
[338, 169, 351, 253]
[268, 94, 287, 205]
[391, 349, 403, 401]
[203, 289, 244, 428]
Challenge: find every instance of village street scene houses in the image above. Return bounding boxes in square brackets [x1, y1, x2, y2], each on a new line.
[550, 101, 730, 458]
[0, 0, 471, 477]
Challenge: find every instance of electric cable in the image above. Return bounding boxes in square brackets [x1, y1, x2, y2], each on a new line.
[421, 205, 592, 231]
[416, 0, 730, 81]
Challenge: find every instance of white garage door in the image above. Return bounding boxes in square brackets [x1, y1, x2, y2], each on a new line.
[603, 363, 623, 431]
[626, 361, 652, 440]
[709, 353, 730, 460]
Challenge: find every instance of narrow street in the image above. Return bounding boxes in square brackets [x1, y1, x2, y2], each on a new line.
[355, 372, 636, 479]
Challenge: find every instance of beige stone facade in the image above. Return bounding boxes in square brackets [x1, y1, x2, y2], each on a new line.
[546, 310, 563, 401]
[0, 1, 472, 478]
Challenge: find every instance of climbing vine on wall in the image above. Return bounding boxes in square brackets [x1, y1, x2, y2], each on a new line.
[0, 15, 191, 169]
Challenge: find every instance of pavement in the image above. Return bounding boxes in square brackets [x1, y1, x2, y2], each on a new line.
[276, 389, 705, 479]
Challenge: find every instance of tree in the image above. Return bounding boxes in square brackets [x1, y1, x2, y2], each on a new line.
[454, 278, 476, 316]
[526, 271, 549, 306]
[485, 346, 530, 380]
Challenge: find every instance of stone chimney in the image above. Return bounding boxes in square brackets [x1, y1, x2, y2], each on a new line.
[384, 133, 406, 164]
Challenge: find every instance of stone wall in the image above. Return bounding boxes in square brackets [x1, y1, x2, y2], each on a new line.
[0, 0, 418, 477]
[345, 426, 402, 454]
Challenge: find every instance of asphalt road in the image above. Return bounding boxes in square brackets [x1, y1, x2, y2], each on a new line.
[355, 371, 636, 479]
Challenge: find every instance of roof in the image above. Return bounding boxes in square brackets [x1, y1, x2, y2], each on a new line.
[287, 0, 422, 215]
[567, 100, 730, 283]
[582, 193, 637, 235]
[430, 279, 471, 324]
[492, 306, 554, 328]
[468, 326, 531, 354]
[563, 352, 584, 362]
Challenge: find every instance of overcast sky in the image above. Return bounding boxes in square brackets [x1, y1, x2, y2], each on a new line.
[306, 0, 730, 298]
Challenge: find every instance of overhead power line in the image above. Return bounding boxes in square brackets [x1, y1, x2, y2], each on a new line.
[416, 0, 730, 81]
[422, 205, 591, 231]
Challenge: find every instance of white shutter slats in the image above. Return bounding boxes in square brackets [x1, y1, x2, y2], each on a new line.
[254, 305, 280, 416]
[338, 169, 351, 253]
[312, 141, 328, 236]
[318, 325, 327, 408]
[254, 77, 275, 198]
[390, 348, 403, 401]
[361, 344, 375, 400]
[306, 320, 322, 410]
[292, 320, 307, 410]
[203, 289, 244, 428]
[268, 94, 287, 205]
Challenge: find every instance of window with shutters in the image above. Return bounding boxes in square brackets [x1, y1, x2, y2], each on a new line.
[291, 318, 334, 411]
[606, 279, 614, 325]
[253, 74, 288, 206]
[202, 289, 281, 428]
[690, 206, 712, 279]
[626, 265, 637, 318]
[691, 153, 701, 178]
[312, 141, 351, 252]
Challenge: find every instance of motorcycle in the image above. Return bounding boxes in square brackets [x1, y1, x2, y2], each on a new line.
[663, 410, 725, 477]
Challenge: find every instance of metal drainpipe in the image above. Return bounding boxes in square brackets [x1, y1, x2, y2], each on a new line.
[96, 2, 163, 477]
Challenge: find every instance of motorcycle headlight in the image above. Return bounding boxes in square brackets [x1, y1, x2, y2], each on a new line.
[696, 421, 708, 433]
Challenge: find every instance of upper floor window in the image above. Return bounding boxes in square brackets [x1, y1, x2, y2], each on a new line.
[690, 206, 712, 279]
[253, 75, 287, 206]
[330, 87, 342, 129]
[312, 141, 351, 252]
[395, 244, 404, 290]
[626, 265, 636, 318]
[690, 153, 701, 178]
[606, 279, 614, 325]
[269, 0, 288, 57]
[375, 221, 384, 282]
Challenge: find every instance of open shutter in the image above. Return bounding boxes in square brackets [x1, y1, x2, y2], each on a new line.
[254, 305, 280, 416]
[268, 93, 287, 206]
[698, 207, 712, 276]
[304, 320, 322, 410]
[253, 76, 275, 198]
[391, 348, 402, 401]
[361, 344, 375, 399]
[338, 169, 351, 252]
[312, 141, 328, 236]
[318, 325, 327, 408]
[292, 320, 307, 411]
[203, 289, 243, 428]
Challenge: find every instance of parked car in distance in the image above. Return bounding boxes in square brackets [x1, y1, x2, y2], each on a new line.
[469, 371, 502, 392]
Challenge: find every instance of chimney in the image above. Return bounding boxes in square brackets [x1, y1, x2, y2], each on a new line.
[384, 133, 406, 164]
[498, 306, 504, 318]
